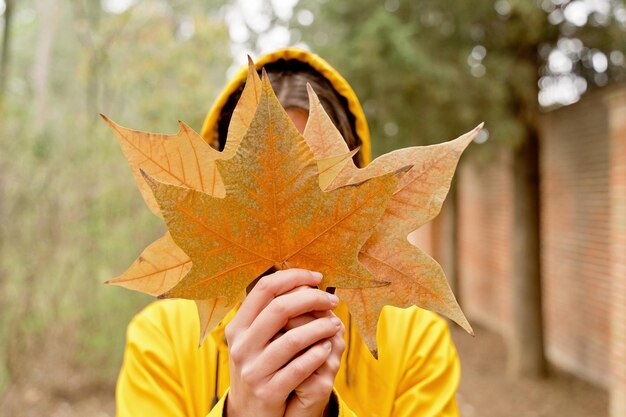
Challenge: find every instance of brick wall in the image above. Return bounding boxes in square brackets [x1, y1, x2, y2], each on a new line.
[607, 90, 626, 417]
[443, 85, 626, 411]
[457, 149, 513, 336]
[456, 87, 618, 391]
[540, 89, 611, 387]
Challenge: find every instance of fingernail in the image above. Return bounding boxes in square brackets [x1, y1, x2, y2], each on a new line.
[323, 340, 332, 349]
[331, 317, 342, 327]
[327, 293, 339, 307]
[310, 271, 323, 279]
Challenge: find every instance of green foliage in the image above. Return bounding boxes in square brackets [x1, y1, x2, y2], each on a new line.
[292, 0, 626, 157]
[0, 0, 230, 389]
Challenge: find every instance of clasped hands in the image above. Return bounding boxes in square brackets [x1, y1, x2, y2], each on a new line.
[225, 269, 346, 417]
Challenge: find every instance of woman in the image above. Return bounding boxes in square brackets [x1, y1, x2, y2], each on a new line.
[115, 49, 461, 417]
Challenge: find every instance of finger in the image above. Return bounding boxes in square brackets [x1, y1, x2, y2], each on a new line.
[284, 285, 315, 295]
[269, 331, 285, 343]
[280, 310, 338, 345]
[284, 311, 328, 331]
[269, 339, 332, 399]
[281, 287, 331, 330]
[314, 328, 346, 378]
[296, 316, 345, 386]
[230, 269, 322, 331]
[270, 311, 327, 343]
[257, 316, 342, 375]
[291, 326, 346, 406]
[246, 288, 339, 345]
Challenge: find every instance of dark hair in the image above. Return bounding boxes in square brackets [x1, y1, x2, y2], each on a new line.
[215, 59, 363, 167]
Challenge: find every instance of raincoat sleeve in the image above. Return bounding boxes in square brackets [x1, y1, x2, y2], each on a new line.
[116, 310, 189, 416]
[330, 306, 461, 417]
[117, 306, 231, 417]
[386, 312, 461, 417]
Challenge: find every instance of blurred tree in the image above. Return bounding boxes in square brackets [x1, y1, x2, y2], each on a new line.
[0, 0, 231, 396]
[70, 0, 140, 120]
[0, 0, 13, 101]
[32, 0, 61, 132]
[291, 0, 626, 378]
[0, 0, 15, 391]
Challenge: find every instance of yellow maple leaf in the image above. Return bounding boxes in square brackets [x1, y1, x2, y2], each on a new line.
[143, 73, 400, 304]
[104, 60, 263, 343]
[304, 86, 478, 354]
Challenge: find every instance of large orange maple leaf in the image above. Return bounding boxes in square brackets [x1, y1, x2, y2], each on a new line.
[103, 63, 399, 342]
[142, 74, 400, 304]
[103, 61, 263, 342]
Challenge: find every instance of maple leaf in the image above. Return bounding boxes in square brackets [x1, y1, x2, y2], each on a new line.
[101, 58, 262, 218]
[104, 62, 262, 293]
[104, 58, 476, 352]
[222, 57, 262, 157]
[101, 115, 225, 217]
[141, 73, 400, 305]
[304, 85, 478, 354]
[107, 232, 191, 297]
[104, 60, 262, 343]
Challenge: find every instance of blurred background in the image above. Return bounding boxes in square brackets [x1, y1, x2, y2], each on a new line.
[0, 0, 625, 416]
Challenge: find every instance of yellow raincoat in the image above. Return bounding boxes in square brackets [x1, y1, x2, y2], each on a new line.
[115, 49, 461, 417]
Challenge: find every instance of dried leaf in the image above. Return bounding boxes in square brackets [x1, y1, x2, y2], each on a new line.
[105, 59, 476, 351]
[223, 57, 262, 158]
[106, 232, 191, 296]
[143, 75, 400, 304]
[104, 62, 263, 342]
[316, 148, 359, 191]
[195, 298, 232, 346]
[304, 86, 478, 353]
[101, 115, 225, 217]
[101, 59, 263, 217]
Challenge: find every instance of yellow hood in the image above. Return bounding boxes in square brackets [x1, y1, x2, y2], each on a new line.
[200, 48, 372, 166]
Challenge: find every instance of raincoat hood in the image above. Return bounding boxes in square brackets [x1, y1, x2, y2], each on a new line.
[200, 48, 372, 166]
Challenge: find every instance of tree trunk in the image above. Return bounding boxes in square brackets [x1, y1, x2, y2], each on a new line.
[0, 0, 14, 357]
[32, 0, 61, 130]
[508, 127, 547, 378]
[0, 0, 14, 102]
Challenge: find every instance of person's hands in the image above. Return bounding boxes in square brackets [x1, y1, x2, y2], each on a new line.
[283, 309, 346, 417]
[224, 269, 341, 417]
